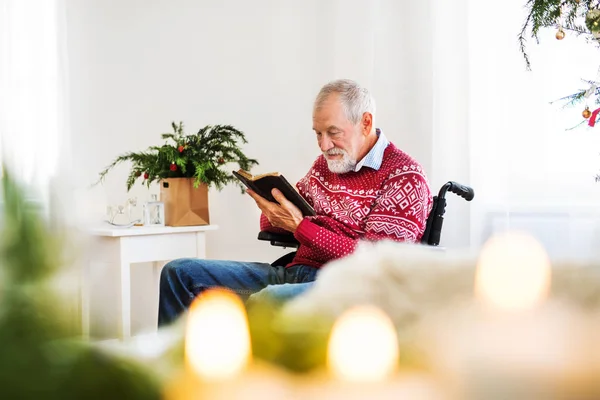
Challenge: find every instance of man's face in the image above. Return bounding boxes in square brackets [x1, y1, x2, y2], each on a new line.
[312, 95, 363, 174]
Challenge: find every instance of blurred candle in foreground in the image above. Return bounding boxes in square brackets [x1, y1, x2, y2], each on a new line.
[185, 288, 251, 381]
[305, 305, 444, 400]
[164, 288, 292, 400]
[475, 231, 551, 311]
[327, 305, 399, 382]
[422, 231, 600, 399]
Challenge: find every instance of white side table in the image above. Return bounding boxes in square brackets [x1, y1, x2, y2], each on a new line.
[85, 224, 218, 340]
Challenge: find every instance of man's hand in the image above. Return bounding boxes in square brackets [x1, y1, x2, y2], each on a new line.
[247, 188, 304, 233]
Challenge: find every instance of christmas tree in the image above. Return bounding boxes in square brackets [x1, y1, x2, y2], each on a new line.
[519, 0, 600, 126]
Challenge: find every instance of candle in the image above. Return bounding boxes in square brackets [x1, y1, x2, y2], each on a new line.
[185, 288, 251, 381]
[421, 231, 600, 399]
[474, 231, 551, 311]
[327, 305, 399, 382]
[296, 305, 444, 400]
[163, 288, 292, 400]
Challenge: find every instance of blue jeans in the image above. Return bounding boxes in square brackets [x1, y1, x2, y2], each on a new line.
[158, 258, 317, 326]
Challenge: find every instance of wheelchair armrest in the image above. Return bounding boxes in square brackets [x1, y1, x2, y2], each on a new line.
[257, 231, 300, 248]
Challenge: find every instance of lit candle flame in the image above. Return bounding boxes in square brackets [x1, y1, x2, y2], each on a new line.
[475, 231, 551, 312]
[185, 288, 251, 381]
[327, 305, 399, 382]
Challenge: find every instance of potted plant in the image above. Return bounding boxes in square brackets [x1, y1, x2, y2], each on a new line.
[96, 122, 258, 226]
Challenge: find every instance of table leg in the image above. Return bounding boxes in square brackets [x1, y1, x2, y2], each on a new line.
[195, 232, 206, 258]
[153, 261, 163, 290]
[119, 258, 131, 340]
[153, 261, 166, 333]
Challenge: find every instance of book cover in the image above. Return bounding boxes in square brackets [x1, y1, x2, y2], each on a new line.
[232, 169, 316, 217]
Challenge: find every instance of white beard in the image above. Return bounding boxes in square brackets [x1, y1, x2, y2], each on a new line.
[324, 148, 357, 174]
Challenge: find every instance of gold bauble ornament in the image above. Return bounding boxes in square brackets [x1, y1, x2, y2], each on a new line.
[583, 107, 592, 119]
[556, 28, 566, 40]
[586, 9, 600, 34]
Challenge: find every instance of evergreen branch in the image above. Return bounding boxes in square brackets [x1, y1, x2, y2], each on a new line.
[565, 119, 588, 130]
[551, 88, 587, 108]
[519, 0, 536, 70]
[172, 121, 184, 136]
[561, 24, 591, 34]
[125, 169, 140, 191]
[565, 2, 579, 24]
[518, 0, 593, 69]
[160, 133, 177, 141]
[95, 122, 259, 192]
[94, 151, 155, 186]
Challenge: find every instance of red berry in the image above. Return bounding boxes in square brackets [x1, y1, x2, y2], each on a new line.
[135, 171, 141, 177]
[178, 145, 184, 153]
[143, 172, 149, 179]
[170, 163, 177, 171]
[218, 157, 225, 164]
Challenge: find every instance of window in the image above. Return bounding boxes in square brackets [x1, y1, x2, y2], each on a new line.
[0, 0, 65, 198]
[468, 0, 600, 258]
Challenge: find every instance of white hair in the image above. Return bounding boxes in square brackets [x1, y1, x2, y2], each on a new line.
[314, 79, 376, 125]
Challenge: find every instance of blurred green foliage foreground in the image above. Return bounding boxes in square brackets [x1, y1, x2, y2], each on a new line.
[0, 170, 161, 399]
[0, 167, 345, 399]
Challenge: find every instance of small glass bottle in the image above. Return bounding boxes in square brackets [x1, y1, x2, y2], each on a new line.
[126, 197, 138, 223]
[143, 194, 165, 226]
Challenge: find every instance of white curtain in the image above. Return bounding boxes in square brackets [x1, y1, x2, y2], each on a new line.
[0, 0, 68, 202]
[467, 0, 600, 259]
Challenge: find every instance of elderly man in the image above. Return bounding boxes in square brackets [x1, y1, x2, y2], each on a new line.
[158, 79, 432, 326]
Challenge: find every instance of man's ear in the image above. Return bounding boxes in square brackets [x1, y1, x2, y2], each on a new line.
[361, 112, 373, 136]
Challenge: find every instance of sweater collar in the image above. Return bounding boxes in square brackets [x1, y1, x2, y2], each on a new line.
[354, 128, 389, 172]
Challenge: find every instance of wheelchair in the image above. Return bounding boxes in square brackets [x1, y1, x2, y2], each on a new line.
[257, 181, 475, 267]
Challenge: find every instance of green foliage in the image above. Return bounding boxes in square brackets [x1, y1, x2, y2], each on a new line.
[245, 299, 426, 374]
[518, 0, 600, 135]
[246, 299, 333, 374]
[159, 299, 335, 375]
[96, 122, 259, 192]
[585, 8, 600, 32]
[519, 0, 595, 71]
[0, 169, 162, 399]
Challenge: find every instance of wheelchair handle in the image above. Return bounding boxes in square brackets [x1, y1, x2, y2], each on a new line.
[438, 181, 474, 202]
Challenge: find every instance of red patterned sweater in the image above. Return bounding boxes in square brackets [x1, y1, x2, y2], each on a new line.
[260, 142, 433, 268]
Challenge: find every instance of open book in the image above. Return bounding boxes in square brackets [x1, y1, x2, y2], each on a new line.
[232, 169, 316, 217]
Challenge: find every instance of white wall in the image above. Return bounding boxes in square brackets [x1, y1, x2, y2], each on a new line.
[65, 0, 463, 336]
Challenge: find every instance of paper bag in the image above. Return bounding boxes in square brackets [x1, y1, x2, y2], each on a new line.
[160, 178, 210, 226]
